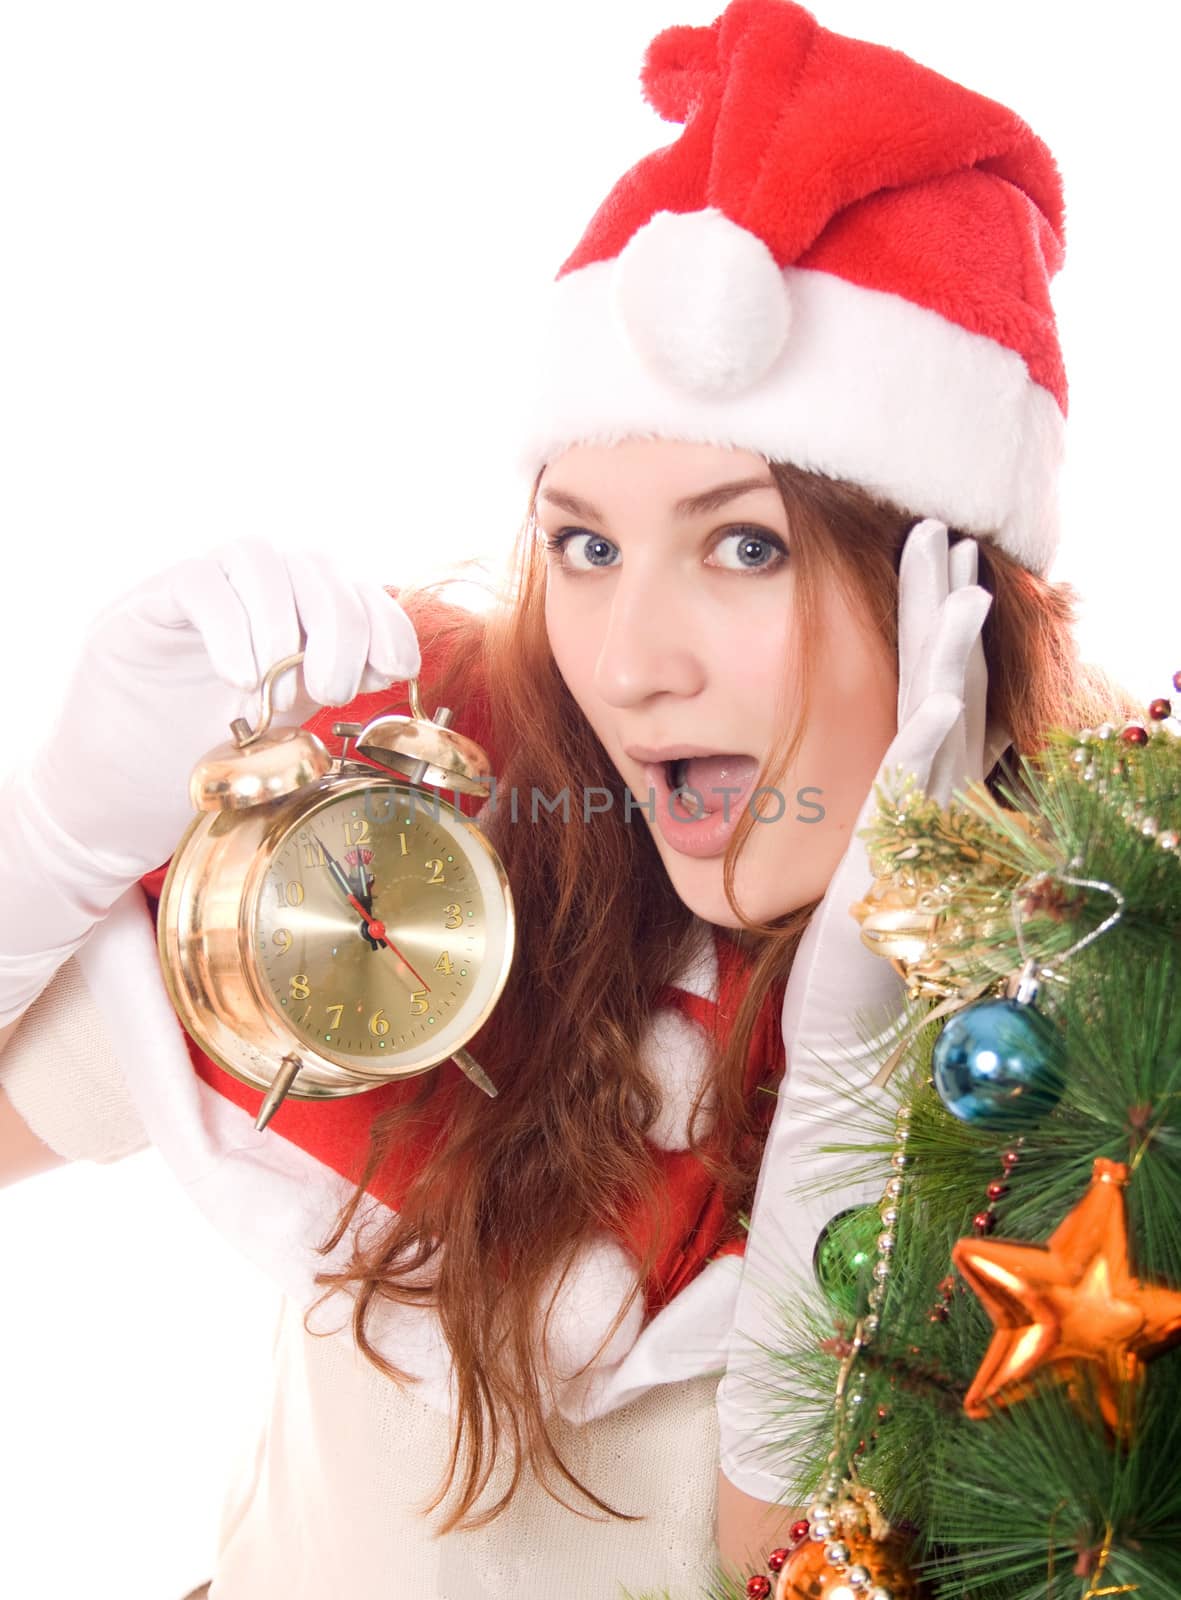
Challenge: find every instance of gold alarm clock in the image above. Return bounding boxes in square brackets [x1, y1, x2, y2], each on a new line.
[156, 653, 515, 1132]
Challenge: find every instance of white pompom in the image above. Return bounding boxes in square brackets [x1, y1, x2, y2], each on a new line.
[613, 207, 791, 395]
[537, 1236, 645, 1388]
[638, 1007, 716, 1151]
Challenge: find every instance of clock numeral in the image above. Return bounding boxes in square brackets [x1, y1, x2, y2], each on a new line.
[272, 928, 293, 953]
[301, 838, 326, 869]
[433, 950, 453, 975]
[409, 990, 429, 1016]
[275, 880, 305, 908]
[326, 1004, 344, 1031]
[344, 817, 372, 847]
[398, 830, 409, 856]
[443, 903, 463, 930]
[290, 973, 311, 1001]
[425, 858, 446, 884]
[368, 1009, 390, 1038]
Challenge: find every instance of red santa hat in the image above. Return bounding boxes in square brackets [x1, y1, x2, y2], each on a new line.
[519, 0, 1067, 577]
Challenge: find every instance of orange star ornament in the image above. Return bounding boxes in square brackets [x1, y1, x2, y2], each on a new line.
[951, 1157, 1181, 1431]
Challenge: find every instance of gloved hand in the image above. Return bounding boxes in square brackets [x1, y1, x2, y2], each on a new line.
[717, 518, 1009, 1500]
[0, 538, 419, 1027]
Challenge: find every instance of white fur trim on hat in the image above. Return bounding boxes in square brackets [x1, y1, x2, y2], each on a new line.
[520, 209, 1063, 576]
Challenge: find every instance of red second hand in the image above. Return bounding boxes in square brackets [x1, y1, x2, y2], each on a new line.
[344, 892, 431, 992]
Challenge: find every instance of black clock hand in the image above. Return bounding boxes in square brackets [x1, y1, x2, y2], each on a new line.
[351, 855, 373, 912]
[313, 833, 385, 951]
[311, 832, 431, 988]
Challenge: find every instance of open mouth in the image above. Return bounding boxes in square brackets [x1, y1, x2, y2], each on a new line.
[662, 753, 759, 818]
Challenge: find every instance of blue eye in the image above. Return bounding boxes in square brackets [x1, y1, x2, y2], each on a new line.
[710, 527, 788, 572]
[544, 529, 620, 571]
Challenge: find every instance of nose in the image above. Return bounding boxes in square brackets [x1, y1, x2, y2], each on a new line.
[591, 564, 706, 708]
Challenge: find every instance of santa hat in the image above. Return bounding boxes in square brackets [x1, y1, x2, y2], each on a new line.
[519, 0, 1067, 576]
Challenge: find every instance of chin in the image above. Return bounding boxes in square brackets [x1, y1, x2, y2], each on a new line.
[654, 838, 820, 930]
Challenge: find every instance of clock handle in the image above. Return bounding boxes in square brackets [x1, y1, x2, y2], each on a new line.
[232, 652, 306, 748]
[452, 1048, 498, 1099]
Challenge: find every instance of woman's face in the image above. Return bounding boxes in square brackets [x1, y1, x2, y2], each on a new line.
[539, 439, 898, 929]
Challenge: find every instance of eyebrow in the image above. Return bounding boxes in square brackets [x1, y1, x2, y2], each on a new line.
[537, 476, 778, 523]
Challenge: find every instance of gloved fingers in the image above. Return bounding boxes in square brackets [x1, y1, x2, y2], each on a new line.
[875, 688, 967, 806]
[899, 584, 992, 723]
[960, 623, 989, 786]
[213, 539, 304, 713]
[948, 533, 979, 589]
[136, 555, 262, 694]
[354, 582, 422, 691]
[896, 519, 951, 694]
[285, 548, 372, 707]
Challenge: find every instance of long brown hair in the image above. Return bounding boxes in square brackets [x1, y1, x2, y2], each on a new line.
[308, 460, 1139, 1531]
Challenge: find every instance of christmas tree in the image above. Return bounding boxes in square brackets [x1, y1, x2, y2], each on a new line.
[721, 679, 1181, 1600]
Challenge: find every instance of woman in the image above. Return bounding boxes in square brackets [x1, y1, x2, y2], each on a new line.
[0, 2, 1136, 1595]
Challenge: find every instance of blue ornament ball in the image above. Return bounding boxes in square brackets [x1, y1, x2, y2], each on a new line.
[931, 997, 1065, 1129]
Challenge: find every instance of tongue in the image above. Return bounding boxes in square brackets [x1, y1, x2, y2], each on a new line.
[682, 754, 758, 813]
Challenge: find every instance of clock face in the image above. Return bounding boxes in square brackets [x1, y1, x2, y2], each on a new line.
[249, 781, 511, 1078]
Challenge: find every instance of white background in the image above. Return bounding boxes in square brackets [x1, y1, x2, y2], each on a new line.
[0, 4, 1175, 1597]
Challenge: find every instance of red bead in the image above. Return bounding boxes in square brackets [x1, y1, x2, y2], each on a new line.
[746, 1576, 772, 1599]
[768, 1547, 791, 1572]
[1149, 697, 1173, 721]
[939, 1274, 957, 1299]
[973, 1210, 995, 1234]
[1120, 724, 1148, 746]
[789, 1520, 810, 1544]
[876, 1404, 890, 1421]
[1173, 670, 1181, 693]
[987, 1181, 1008, 1201]
[1002, 1150, 1021, 1171]
[929, 1303, 949, 1322]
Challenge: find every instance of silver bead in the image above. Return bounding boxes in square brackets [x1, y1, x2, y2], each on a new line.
[1078, 727, 1096, 743]
[884, 1176, 904, 1199]
[867, 1589, 895, 1600]
[1158, 830, 1179, 850]
[876, 1231, 897, 1254]
[879, 1204, 900, 1227]
[867, 1284, 884, 1307]
[1141, 816, 1159, 838]
[825, 1540, 851, 1565]
[895, 1104, 912, 1122]
[846, 1387, 867, 1409]
[809, 1516, 834, 1541]
[872, 1259, 892, 1283]
[847, 1568, 872, 1591]
[1097, 722, 1115, 739]
[863, 1313, 880, 1336]
[890, 1151, 910, 1170]
[1070, 747, 1089, 766]
[808, 1497, 836, 1520]
[1082, 762, 1096, 781]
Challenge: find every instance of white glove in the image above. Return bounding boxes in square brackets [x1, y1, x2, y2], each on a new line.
[717, 518, 1009, 1500]
[0, 537, 420, 1027]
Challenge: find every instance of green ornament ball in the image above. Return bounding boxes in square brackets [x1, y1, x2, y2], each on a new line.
[813, 1205, 882, 1318]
